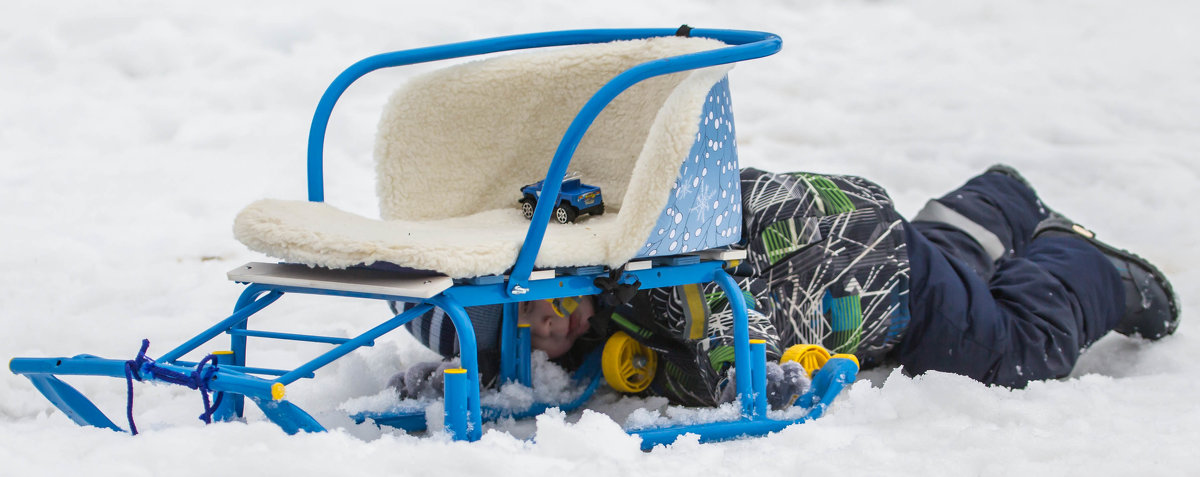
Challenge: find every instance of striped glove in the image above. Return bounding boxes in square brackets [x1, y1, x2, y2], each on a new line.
[718, 361, 810, 410]
[388, 360, 458, 400]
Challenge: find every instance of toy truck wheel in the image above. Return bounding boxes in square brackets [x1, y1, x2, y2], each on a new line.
[553, 204, 577, 224]
[780, 344, 831, 377]
[521, 201, 535, 220]
[602, 331, 657, 393]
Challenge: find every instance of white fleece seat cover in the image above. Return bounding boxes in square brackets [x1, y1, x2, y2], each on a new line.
[235, 37, 734, 279]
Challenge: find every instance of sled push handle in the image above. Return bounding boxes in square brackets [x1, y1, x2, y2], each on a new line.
[301, 27, 782, 295]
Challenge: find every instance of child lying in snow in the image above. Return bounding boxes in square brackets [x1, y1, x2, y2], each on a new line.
[391, 166, 1180, 406]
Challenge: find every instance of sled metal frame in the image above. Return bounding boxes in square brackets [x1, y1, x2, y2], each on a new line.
[9, 27, 857, 448]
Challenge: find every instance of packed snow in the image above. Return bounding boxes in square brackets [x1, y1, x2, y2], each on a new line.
[3, 0, 1198, 475]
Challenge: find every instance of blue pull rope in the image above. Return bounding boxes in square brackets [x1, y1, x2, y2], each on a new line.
[123, 339, 151, 435]
[193, 354, 224, 424]
[123, 339, 223, 435]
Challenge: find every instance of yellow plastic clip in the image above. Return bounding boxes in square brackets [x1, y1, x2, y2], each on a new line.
[271, 382, 286, 401]
[830, 353, 860, 369]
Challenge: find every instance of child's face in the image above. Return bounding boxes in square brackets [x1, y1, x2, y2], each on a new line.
[517, 296, 595, 359]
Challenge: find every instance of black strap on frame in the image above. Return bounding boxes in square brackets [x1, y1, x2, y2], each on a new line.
[593, 266, 642, 308]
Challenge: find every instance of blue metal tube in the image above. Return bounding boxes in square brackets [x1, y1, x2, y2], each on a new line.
[10, 357, 128, 376]
[426, 295, 484, 441]
[443, 369, 469, 440]
[226, 329, 365, 346]
[305, 28, 779, 203]
[750, 340, 768, 418]
[441, 261, 725, 307]
[10, 357, 279, 401]
[633, 415, 815, 451]
[173, 364, 286, 397]
[712, 270, 754, 418]
[222, 365, 311, 378]
[499, 302, 519, 384]
[805, 358, 859, 421]
[210, 352, 238, 422]
[229, 286, 269, 363]
[172, 361, 312, 378]
[275, 303, 432, 385]
[159, 286, 282, 363]
[517, 324, 532, 387]
[250, 397, 325, 434]
[228, 286, 266, 418]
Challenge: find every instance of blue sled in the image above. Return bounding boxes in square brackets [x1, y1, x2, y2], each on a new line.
[4, 28, 860, 448]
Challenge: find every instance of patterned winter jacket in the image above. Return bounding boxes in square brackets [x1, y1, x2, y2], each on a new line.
[600, 168, 911, 406]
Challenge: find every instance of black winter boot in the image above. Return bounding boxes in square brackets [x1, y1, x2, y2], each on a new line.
[1034, 214, 1180, 340]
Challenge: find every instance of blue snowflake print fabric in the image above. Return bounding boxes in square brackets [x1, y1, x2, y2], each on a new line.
[637, 77, 742, 258]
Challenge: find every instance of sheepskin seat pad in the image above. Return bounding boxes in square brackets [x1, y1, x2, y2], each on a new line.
[234, 37, 741, 279]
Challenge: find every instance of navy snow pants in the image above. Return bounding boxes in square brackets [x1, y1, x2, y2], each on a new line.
[895, 172, 1125, 387]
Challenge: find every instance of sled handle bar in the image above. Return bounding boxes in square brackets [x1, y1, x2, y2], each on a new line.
[303, 28, 781, 294]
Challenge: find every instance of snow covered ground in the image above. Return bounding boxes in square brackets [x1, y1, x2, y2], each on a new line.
[3, 0, 1198, 475]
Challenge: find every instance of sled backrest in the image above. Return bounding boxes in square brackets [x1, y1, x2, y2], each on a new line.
[374, 37, 744, 259]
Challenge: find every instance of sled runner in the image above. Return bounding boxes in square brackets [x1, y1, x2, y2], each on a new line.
[10, 27, 858, 449]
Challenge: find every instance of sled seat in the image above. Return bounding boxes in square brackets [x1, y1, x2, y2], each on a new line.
[233, 37, 746, 278]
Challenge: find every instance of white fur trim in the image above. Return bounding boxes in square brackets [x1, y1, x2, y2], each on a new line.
[234, 37, 733, 278]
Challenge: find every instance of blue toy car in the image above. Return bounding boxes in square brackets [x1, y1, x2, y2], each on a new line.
[519, 173, 604, 224]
